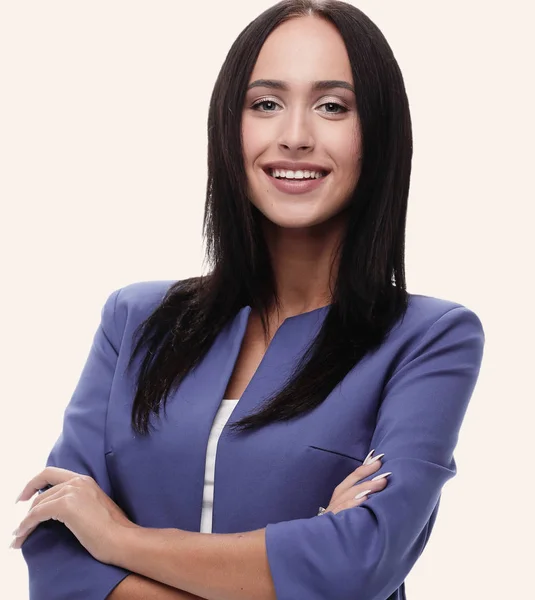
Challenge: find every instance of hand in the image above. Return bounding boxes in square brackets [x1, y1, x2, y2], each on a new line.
[11, 467, 139, 564]
[319, 451, 391, 516]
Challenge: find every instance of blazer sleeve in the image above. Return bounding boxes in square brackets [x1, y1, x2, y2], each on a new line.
[21, 289, 131, 600]
[265, 306, 485, 600]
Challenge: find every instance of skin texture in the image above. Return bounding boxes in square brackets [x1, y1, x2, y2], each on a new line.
[108, 574, 204, 599]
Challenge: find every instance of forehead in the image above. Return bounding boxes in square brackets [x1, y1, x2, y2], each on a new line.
[250, 16, 353, 84]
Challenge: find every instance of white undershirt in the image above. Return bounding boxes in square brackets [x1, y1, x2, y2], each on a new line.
[200, 399, 240, 533]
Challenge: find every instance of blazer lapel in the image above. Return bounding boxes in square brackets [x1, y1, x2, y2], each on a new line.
[163, 306, 252, 531]
[212, 308, 328, 532]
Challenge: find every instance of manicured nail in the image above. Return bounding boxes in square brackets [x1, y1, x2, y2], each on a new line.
[368, 453, 385, 465]
[15, 492, 22, 503]
[371, 471, 392, 481]
[363, 450, 375, 465]
[355, 489, 372, 500]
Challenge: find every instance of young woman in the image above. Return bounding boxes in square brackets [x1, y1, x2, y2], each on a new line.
[14, 1, 485, 599]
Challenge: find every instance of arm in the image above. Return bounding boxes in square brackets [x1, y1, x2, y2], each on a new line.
[96, 306, 483, 600]
[113, 527, 276, 600]
[264, 306, 485, 599]
[21, 290, 131, 600]
[108, 574, 206, 599]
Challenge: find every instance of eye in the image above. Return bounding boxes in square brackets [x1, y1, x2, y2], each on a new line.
[249, 99, 348, 115]
[251, 99, 281, 112]
[318, 102, 348, 115]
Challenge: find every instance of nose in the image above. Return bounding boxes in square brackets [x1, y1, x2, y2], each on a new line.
[277, 109, 314, 153]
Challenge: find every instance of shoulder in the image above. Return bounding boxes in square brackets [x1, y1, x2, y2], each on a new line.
[376, 292, 486, 401]
[100, 279, 180, 343]
[116, 279, 178, 312]
[387, 291, 485, 364]
[403, 292, 484, 334]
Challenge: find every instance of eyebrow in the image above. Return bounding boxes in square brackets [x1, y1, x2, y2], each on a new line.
[247, 79, 355, 94]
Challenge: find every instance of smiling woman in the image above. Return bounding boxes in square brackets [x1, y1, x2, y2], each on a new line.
[15, 2, 485, 600]
[242, 17, 362, 230]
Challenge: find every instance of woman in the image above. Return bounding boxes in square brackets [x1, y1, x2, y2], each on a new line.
[13, 1, 485, 599]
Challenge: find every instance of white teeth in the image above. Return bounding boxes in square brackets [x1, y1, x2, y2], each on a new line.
[270, 168, 325, 179]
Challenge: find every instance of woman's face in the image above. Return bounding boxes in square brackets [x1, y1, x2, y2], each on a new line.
[241, 16, 362, 231]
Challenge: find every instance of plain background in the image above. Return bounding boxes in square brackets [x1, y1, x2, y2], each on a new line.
[1, 0, 533, 597]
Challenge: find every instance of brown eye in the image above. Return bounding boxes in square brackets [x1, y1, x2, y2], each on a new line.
[320, 102, 348, 114]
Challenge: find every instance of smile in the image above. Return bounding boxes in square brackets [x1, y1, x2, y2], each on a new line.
[262, 168, 330, 195]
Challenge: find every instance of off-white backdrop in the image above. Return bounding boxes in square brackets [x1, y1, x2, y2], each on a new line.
[2, 1, 533, 598]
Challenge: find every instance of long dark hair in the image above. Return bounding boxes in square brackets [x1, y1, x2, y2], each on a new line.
[128, 0, 413, 435]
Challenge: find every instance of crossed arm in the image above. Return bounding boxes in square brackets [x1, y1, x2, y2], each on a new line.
[108, 528, 275, 600]
[109, 574, 203, 599]
[15, 455, 386, 600]
[18, 292, 485, 600]
[107, 456, 386, 599]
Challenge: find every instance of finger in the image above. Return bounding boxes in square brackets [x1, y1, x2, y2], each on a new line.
[10, 526, 37, 549]
[347, 472, 390, 503]
[14, 495, 67, 540]
[27, 479, 74, 513]
[13, 485, 75, 549]
[329, 472, 391, 514]
[336, 457, 384, 492]
[330, 459, 383, 504]
[16, 468, 86, 503]
[329, 488, 376, 515]
[337, 492, 373, 514]
[15, 485, 71, 538]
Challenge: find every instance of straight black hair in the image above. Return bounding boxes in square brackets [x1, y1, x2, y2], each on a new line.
[128, 0, 413, 435]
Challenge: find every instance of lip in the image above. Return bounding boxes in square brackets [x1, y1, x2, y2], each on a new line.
[261, 167, 329, 195]
[262, 161, 331, 173]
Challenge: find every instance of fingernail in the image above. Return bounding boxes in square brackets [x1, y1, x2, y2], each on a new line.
[371, 471, 392, 481]
[355, 489, 372, 500]
[363, 450, 375, 465]
[12, 529, 20, 537]
[368, 453, 385, 465]
[15, 492, 22, 503]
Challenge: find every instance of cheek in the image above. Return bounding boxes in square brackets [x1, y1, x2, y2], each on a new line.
[338, 126, 361, 158]
[336, 135, 362, 184]
[321, 119, 362, 174]
[241, 116, 267, 170]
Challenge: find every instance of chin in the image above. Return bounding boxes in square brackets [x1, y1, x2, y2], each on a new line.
[257, 206, 338, 232]
[271, 217, 325, 230]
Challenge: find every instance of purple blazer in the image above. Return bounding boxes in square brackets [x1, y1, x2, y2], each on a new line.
[21, 280, 485, 600]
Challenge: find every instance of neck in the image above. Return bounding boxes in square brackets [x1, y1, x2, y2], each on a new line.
[261, 214, 346, 320]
